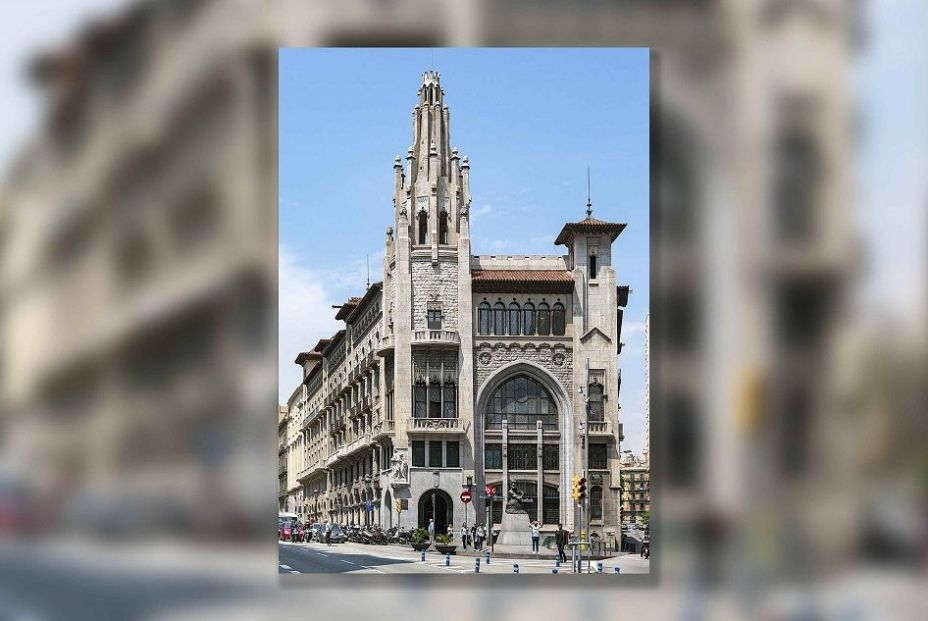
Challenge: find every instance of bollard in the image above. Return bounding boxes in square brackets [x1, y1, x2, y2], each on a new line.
[552, 567, 559, 574]
[474, 558, 481, 573]
[555, 558, 560, 568]
[613, 567, 621, 574]
[445, 553, 450, 567]
[485, 551, 491, 564]
[596, 561, 603, 574]
[420, 550, 426, 562]
[513, 563, 519, 574]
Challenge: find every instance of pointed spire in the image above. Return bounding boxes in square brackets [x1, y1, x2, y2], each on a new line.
[586, 166, 593, 218]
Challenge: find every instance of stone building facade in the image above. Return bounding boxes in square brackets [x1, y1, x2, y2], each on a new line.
[287, 71, 632, 540]
[619, 450, 650, 527]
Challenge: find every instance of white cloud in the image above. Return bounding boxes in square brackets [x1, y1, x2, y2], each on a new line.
[278, 246, 339, 403]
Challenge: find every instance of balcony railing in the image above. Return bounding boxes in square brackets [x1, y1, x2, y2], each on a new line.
[408, 417, 465, 432]
[377, 334, 395, 355]
[412, 330, 460, 346]
[587, 420, 613, 436]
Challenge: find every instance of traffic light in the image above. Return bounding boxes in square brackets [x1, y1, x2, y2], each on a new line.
[578, 477, 587, 502]
[394, 499, 402, 513]
[571, 475, 581, 501]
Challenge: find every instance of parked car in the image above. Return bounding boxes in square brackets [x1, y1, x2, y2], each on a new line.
[311, 522, 345, 543]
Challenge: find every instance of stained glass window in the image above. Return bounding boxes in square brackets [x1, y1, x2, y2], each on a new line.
[485, 375, 557, 430]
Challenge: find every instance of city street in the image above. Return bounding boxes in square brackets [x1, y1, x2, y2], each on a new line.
[278, 540, 650, 575]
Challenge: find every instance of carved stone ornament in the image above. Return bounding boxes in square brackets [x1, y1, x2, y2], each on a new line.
[479, 351, 492, 366]
[389, 452, 409, 487]
[552, 352, 566, 367]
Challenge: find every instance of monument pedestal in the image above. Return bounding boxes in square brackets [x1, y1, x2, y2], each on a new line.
[492, 510, 534, 554]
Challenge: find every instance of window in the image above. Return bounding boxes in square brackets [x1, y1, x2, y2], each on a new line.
[442, 382, 456, 418]
[485, 375, 558, 430]
[775, 129, 819, 243]
[412, 441, 425, 467]
[537, 302, 550, 336]
[427, 309, 442, 330]
[493, 302, 506, 335]
[590, 486, 603, 520]
[428, 441, 443, 468]
[418, 211, 428, 244]
[588, 381, 604, 422]
[439, 211, 449, 244]
[414, 383, 427, 418]
[478, 302, 491, 335]
[485, 444, 502, 469]
[507, 444, 536, 470]
[589, 254, 598, 279]
[542, 486, 560, 525]
[589, 443, 608, 469]
[542, 444, 559, 470]
[446, 441, 460, 468]
[429, 381, 442, 418]
[552, 302, 566, 335]
[522, 303, 535, 335]
[508, 302, 521, 335]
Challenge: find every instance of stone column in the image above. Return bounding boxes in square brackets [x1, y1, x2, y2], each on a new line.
[501, 419, 509, 503]
[536, 421, 544, 523]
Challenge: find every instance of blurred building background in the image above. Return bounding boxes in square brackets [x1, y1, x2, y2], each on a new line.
[0, 0, 924, 619]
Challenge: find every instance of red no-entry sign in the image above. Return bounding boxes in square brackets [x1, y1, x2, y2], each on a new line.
[460, 490, 472, 504]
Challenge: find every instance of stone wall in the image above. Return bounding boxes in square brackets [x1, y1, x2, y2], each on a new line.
[473, 342, 573, 396]
[411, 257, 459, 330]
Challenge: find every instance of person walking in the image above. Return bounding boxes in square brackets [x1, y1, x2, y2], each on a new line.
[555, 523, 568, 563]
[427, 518, 435, 542]
[325, 521, 332, 546]
[460, 522, 469, 550]
[476, 524, 486, 550]
[470, 524, 477, 550]
[531, 520, 541, 554]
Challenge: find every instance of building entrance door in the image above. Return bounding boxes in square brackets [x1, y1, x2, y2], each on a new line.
[418, 489, 453, 535]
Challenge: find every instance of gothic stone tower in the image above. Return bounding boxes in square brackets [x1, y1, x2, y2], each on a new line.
[382, 71, 475, 531]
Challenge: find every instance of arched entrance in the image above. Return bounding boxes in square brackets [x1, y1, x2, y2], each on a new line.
[418, 489, 453, 534]
[383, 489, 393, 529]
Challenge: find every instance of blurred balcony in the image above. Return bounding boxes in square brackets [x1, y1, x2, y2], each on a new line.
[408, 417, 465, 433]
[412, 330, 459, 347]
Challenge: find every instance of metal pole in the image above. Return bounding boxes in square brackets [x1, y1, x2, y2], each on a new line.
[584, 357, 591, 574]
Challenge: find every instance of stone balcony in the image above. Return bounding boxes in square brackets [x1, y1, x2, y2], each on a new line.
[377, 334, 395, 356]
[408, 417, 466, 433]
[411, 329, 460, 347]
[586, 420, 614, 437]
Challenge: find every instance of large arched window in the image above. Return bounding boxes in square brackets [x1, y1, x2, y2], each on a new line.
[508, 302, 521, 336]
[537, 302, 551, 336]
[590, 486, 603, 520]
[478, 302, 491, 335]
[417, 211, 428, 244]
[493, 302, 506, 336]
[485, 375, 557, 430]
[552, 302, 566, 336]
[522, 303, 535, 335]
[439, 211, 449, 244]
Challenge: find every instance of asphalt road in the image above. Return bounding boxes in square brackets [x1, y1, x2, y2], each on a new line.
[278, 540, 650, 575]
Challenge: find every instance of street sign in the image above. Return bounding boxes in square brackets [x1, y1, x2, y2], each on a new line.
[460, 490, 472, 504]
[485, 484, 495, 497]
[365, 500, 374, 512]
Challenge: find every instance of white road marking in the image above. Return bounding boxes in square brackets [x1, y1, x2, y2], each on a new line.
[279, 564, 292, 570]
[360, 565, 385, 573]
[289, 570, 300, 574]
[341, 559, 356, 565]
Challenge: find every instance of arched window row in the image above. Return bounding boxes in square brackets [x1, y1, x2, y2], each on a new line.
[477, 299, 566, 337]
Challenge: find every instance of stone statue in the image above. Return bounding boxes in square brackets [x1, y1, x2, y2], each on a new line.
[505, 481, 530, 514]
[390, 452, 408, 486]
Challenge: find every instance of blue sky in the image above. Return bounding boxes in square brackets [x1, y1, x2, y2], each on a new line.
[279, 48, 651, 455]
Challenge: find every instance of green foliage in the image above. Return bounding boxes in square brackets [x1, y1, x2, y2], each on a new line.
[640, 511, 650, 529]
[436, 533, 454, 545]
[411, 527, 430, 544]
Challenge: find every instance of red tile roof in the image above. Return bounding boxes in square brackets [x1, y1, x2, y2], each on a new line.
[554, 216, 626, 246]
[472, 269, 574, 293]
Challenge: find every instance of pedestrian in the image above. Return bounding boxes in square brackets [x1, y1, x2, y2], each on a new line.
[427, 518, 435, 542]
[531, 520, 540, 554]
[325, 521, 332, 546]
[476, 524, 486, 550]
[555, 523, 568, 563]
[641, 533, 650, 558]
[460, 522, 469, 550]
[447, 521, 453, 538]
